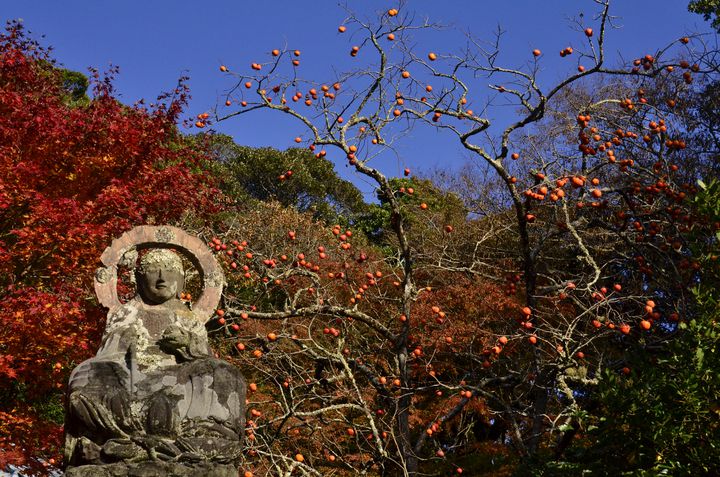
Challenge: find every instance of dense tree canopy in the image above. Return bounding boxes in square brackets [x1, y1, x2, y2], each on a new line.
[689, 0, 720, 31]
[203, 134, 367, 224]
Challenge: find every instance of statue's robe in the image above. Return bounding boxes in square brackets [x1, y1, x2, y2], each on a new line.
[65, 297, 246, 469]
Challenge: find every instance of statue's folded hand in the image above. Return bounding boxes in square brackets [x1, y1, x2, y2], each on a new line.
[158, 325, 209, 361]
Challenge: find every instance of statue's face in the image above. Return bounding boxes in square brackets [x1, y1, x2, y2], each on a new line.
[137, 266, 183, 305]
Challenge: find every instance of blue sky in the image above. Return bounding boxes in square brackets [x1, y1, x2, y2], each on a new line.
[4, 1, 712, 196]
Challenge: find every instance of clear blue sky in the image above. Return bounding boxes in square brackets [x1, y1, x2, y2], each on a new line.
[4, 1, 711, 196]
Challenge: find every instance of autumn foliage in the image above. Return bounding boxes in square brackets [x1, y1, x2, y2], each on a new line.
[205, 1, 719, 475]
[2, 1, 720, 475]
[0, 21, 221, 472]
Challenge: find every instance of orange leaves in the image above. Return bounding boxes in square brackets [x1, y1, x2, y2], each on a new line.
[0, 406, 64, 472]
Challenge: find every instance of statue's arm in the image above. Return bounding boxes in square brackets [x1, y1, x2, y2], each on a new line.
[185, 314, 213, 357]
[95, 312, 136, 360]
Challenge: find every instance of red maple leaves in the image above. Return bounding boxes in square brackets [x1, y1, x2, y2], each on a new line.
[0, 20, 222, 473]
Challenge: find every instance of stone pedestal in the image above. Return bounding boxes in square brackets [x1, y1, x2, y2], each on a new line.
[65, 461, 238, 477]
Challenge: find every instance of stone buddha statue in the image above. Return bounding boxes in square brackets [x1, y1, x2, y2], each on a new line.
[65, 246, 246, 477]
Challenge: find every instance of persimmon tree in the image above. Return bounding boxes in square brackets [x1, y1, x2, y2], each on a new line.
[193, 201, 515, 477]
[2, 1, 715, 474]
[0, 21, 222, 474]
[207, 0, 718, 474]
[540, 178, 720, 476]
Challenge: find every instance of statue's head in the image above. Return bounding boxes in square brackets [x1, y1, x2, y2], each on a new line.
[136, 249, 185, 305]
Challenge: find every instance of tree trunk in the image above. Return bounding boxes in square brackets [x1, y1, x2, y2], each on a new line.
[396, 347, 418, 476]
[527, 371, 550, 454]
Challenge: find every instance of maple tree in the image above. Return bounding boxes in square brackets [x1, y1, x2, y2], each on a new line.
[0, 20, 221, 473]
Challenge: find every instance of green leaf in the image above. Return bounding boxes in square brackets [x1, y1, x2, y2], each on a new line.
[696, 348, 705, 370]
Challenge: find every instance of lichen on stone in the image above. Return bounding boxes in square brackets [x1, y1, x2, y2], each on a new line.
[204, 271, 223, 288]
[119, 248, 138, 269]
[138, 249, 184, 275]
[95, 267, 111, 284]
[154, 226, 176, 243]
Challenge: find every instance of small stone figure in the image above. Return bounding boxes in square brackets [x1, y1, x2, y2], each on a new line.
[65, 240, 246, 477]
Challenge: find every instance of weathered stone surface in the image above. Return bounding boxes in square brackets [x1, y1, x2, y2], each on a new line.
[65, 230, 245, 475]
[93, 225, 225, 322]
[66, 462, 238, 477]
[77, 437, 102, 464]
[65, 465, 114, 477]
[101, 439, 146, 461]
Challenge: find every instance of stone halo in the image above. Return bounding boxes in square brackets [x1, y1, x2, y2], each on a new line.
[93, 225, 224, 323]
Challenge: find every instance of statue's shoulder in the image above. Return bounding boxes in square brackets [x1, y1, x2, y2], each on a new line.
[105, 299, 142, 329]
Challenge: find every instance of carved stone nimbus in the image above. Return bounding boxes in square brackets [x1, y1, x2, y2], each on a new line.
[93, 225, 224, 323]
[64, 226, 246, 476]
[154, 226, 176, 243]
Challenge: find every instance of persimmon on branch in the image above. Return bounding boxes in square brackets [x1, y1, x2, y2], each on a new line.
[226, 304, 393, 340]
